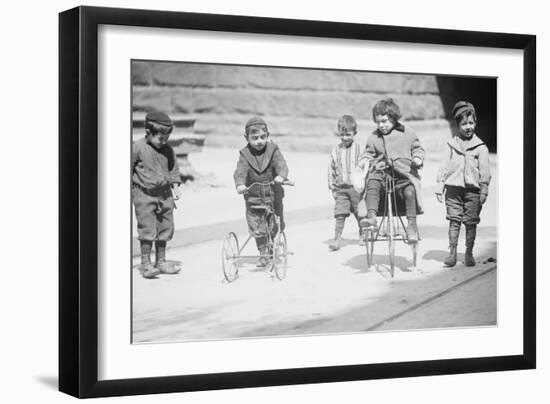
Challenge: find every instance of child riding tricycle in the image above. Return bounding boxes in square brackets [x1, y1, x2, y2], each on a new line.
[359, 98, 425, 277]
[225, 116, 293, 282]
[222, 180, 294, 282]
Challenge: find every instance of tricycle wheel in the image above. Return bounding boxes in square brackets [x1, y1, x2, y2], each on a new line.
[273, 232, 288, 281]
[222, 232, 239, 282]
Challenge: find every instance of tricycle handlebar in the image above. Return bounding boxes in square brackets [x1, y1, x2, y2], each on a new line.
[246, 180, 295, 190]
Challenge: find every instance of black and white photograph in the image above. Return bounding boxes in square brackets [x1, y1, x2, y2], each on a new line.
[130, 61, 498, 343]
[53, 2, 539, 400]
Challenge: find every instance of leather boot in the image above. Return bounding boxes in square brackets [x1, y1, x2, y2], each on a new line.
[329, 217, 345, 251]
[444, 221, 460, 267]
[360, 209, 378, 228]
[140, 241, 159, 279]
[329, 227, 343, 251]
[155, 241, 166, 267]
[329, 237, 342, 251]
[258, 246, 271, 267]
[465, 224, 477, 266]
[406, 216, 418, 243]
[155, 241, 181, 274]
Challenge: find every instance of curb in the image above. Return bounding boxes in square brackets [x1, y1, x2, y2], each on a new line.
[364, 264, 497, 331]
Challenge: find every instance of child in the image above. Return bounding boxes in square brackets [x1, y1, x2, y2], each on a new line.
[132, 111, 182, 279]
[327, 115, 365, 251]
[359, 98, 425, 242]
[233, 116, 289, 266]
[436, 101, 491, 267]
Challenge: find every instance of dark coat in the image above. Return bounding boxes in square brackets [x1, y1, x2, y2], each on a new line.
[132, 137, 181, 190]
[233, 142, 289, 205]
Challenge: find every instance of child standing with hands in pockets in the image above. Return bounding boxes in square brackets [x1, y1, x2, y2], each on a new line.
[132, 111, 182, 279]
[436, 101, 491, 267]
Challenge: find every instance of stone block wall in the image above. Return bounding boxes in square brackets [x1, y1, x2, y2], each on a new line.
[132, 61, 451, 154]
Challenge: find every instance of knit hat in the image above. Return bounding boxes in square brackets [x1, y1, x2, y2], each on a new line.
[245, 116, 268, 131]
[452, 101, 476, 119]
[145, 111, 173, 127]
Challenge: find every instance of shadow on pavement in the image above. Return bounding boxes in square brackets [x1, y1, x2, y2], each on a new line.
[422, 250, 465, 263]
[345, 253, 414, 274]
[322, 237, 361, 248]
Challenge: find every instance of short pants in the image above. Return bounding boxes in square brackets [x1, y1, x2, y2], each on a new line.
[133, 186, 175, 241]
[444, 185, 481, 225]
[333, 185, 363, 218]
[245, 196, 284, 251]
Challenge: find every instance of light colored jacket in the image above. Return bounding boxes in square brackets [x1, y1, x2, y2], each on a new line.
[327, 140, 362, 189]
[436, 134, 491, 194]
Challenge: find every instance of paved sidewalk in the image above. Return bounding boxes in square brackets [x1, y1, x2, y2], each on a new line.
[132, 217, 497, 342]
[131, 146, 498, 343]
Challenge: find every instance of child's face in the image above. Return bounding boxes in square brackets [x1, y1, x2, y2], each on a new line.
[458, 114, 476, 139]
[337, 125, 356, 146]
[147, 131, 170, 149]
[246, 125, 269, 151]
[375, 114, 395, 135]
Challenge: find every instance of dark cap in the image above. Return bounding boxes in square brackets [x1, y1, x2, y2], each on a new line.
[245, 116, 267, 130]
[145, 111, 173, 127]
[452, 101, 476, 119]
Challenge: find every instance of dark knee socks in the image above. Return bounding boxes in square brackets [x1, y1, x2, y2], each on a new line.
[334, 216, 346, 239]
[403, 185, 417, 218]
[140, 240, 153, 265]
[155, 240, 166, 264]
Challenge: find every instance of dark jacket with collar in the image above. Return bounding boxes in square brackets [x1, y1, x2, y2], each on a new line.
[233, 142, 289, 204]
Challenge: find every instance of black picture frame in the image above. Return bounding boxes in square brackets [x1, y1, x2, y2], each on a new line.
[59, 5, 536, 398]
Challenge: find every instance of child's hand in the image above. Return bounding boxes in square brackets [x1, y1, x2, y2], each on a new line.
[412, 157, 423, 168]
[236, 185, 247, 194]
[157, 178, 169, 187]
[435, 184, 445, 203]
[172, 184, 182, 200]
[374, 160, 387, 171]
[273, 176, 285, 184]
[480, 193, 487, 205]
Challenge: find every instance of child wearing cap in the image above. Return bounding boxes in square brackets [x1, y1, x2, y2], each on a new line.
[132, 111, 182, 279]
[327, 115, 367, 251]
[436, 101, 491, 267]
[359, 98, 425, 242]
[233, 116, 289, 266]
